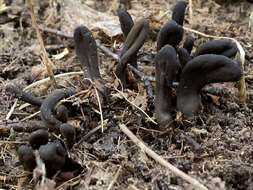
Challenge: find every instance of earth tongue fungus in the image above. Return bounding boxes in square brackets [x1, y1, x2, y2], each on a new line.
[194, 39, 238, 58]
[117, 9, 139, 71]
[115, 18, 149, 88]
[74, 25, 108, 103]
[177, 54, 243, 116]
[156, 20, 184, 51]
[38, 141, 67, 177]
[17, 145, 36, 172]
[183, 35, 195, 54]
[172, 1, 187, 26]
[40, 88, 75, 130]
[117, 9, 134, 39]
[155, 45, 181, 128]
[59, 123, 76, 150]
[29, 129, 49, 149]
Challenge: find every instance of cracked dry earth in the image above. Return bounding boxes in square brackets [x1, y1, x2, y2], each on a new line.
[0, 0, 253, 190]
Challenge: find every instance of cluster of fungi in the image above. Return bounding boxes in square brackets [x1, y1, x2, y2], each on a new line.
[6, 1, 242, 180]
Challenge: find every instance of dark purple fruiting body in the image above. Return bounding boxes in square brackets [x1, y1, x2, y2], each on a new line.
[157, 20, 184, 51]
[177, 54, 242, 116]
[183, 35, 195, 54]
[55, 105, 69, 123]
[74, 26, 101, 81]
[6, 84, 43, 106]
[60, 123, 76, 149]
[172, 1, 187, 26]
[177, 47, 191, 68]
[117, 9, 134, 38]
[17, 145, 36, 172]
[155, 45, 181, 127]
[194, 39, 238, 58]
[29, 129, 49, 149]
[40, 89, 75, 129]
[115, 19, 149, 88]
[39, 141, 66, 177]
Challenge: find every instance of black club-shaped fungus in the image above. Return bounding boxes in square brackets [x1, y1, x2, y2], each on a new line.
[117, 9, 134, 38]
[74, 25, 101, 81]
[60, 123, 76, 150]
[155, 45, 181, 127]
[177, 54, 242, 116]
[29, 129, 49, 149]
[17, 145, 36, 172]
[194, 39, 238, 58]
[172, 1, 188, 26]
[183, 35, 195, 54]
[115, 19, 149, 88]
[39, 141, 67, 177]
[40, 88, 75, 129]
[157, 20, 184, 51]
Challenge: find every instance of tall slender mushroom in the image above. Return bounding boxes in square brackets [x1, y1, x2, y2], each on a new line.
[117, 9, 138, 69]
[117, 9, 134, 38]
[177, 54, 243, 116]
[157, 20, 184, 51]
[172, 1, 188, 26]
[155, 45, 181, 127]
[177, 47, 191, 68]
[40, 88, 75, 129]
[194, 39, 238, 58]
[115, 19, 149, 88]
[183, 35, 195, 54]
[74, 25, 108, 101]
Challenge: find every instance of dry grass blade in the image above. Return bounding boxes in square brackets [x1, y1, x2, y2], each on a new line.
[184, 26, 247, 103]
[114, 86, 157, 125]
[119, 124, 208, 190]
[26, 0, 57, 88]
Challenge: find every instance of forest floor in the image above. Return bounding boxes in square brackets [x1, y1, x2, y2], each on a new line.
[0, 0, 253, 189]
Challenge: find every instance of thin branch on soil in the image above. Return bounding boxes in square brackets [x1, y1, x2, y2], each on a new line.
[6, 99, 18, 120]
[93, 83, 104, 132]
[119, 124, 208, 190]
[24, 71, 83, 91]
[184, 26, 247, 103]
[189, 0, 193, 26]
[27, 0, 57, 87]
[114, 86, 157, 125]
[107, 165, 122, 190]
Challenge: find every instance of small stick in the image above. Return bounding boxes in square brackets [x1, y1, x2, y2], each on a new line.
[188, 0, 193, 26]
[27, 0, 57, 87]
[24, 71, 83, 91]
[93, 83, 104, 132]
[114, 86, 157, 125]
[6, 99, 18, 120]
[119, 124, 208, 190]
[107, 165, 122, 190]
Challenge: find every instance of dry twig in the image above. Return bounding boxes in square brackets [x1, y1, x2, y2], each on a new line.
[119, 124, 208, 190]
[26, 0, 57, 87]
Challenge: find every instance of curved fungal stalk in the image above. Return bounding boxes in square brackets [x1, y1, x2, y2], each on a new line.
[60, 123, 76, 150]
[115, 19, 149, 88]
[29, 129, 49, 149]
[17, 145, 36, 172]
[6, 84, 43, 106]
[157, 20, 184, 51]
[194, 39, 238, 58]
[117, 9, 134, 38]
[172, 1, 187, 26]
[183, 35, 195, 54]
[177, 47, 191, 68]
[74, 26, 101, 81]
[40, 89, 75, 129]
[155, 45, 181, 127]
[177, 54, 243, 116]
[39, 141, 66, 177]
